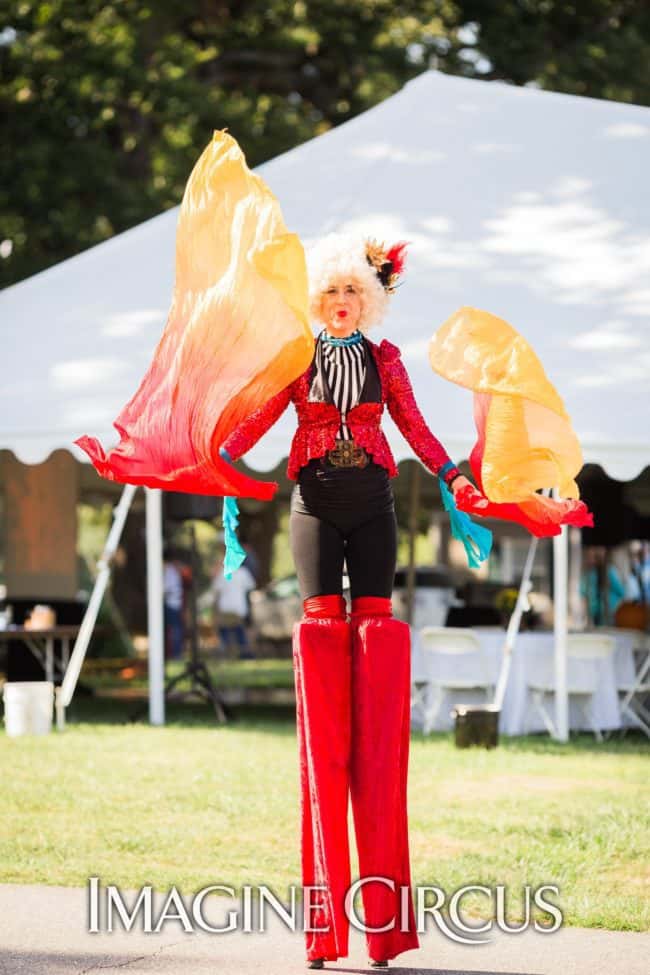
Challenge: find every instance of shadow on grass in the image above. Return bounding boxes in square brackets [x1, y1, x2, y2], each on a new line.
[63, 694, 650, 754]
[65, 693, 297, 735]
[410, 727, 650, 756]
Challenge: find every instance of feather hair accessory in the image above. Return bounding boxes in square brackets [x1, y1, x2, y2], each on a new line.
[365, 239, 408, 293]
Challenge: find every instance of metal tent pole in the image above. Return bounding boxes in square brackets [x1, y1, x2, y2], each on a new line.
[55, 484, 138, 729]
[145, 487, 165, 726]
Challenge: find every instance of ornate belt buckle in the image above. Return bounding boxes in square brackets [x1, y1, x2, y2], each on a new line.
[328, 438, 368, 468]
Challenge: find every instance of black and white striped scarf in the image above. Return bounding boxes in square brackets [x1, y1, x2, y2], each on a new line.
[320, 338, 366, 440]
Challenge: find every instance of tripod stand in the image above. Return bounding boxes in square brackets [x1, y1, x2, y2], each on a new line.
[131, 523, 228, 723]
[164, 521, 228, 721]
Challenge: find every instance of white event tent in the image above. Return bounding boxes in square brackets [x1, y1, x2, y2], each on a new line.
[2, 70, 649, 732]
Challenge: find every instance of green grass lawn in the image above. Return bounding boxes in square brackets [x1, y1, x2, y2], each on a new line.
[1, 695, 648, 932]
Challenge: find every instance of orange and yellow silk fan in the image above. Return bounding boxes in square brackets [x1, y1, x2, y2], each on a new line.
[429, 307, 593, 537]
[75, 130, 314, 502]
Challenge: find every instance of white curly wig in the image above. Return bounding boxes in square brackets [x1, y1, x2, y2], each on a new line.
[306, 232, 390, 333]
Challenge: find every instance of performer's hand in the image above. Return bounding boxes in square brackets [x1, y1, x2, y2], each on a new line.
[451, 476, 490, 510]
[450, 475, 474, 498]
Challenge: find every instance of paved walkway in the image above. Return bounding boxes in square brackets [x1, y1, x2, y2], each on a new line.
[0, 883, 647, 975]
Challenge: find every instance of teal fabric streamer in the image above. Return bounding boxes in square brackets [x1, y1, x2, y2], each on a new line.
[439, 477, 493, 569]
[222, 495, 247, 579]
[219, 446, 247, 579]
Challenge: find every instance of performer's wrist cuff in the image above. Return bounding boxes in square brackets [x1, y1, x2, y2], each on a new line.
[219, 446, 233, 463]
[438, 461, 461, 486]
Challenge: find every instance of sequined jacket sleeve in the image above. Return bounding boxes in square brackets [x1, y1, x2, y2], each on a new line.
[221, 383, 293, 462]
[384, 344, 461, 486]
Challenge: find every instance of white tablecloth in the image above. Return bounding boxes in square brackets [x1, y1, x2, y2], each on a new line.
[411, 626, 645, 736]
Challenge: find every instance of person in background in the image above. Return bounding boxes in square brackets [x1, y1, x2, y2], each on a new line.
[163, 546, 185, 661]
[240, 537, 260, 586]
[626, 541, 650, 605]
[212, 554, 257, 659]
[580, 545, 626, 626]
[239, 537, 260, 626]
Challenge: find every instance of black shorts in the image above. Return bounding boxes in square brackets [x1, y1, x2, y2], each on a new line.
[289, 457, 398, 600]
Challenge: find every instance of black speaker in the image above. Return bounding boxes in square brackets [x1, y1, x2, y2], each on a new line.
[163, 491, 221, 522]
[445, 606, 501, 627]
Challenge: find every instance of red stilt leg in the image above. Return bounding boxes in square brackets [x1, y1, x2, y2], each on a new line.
[349, 596, 420, 963]
[293, 594, 352, 962]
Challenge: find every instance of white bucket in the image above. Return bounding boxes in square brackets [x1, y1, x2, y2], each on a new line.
[2, 681, 54, 737]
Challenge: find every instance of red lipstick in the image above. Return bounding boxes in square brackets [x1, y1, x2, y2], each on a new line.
[337, 310, 348, 318]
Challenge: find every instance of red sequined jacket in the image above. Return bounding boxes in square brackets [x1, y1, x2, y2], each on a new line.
[223, 336, 460, 485]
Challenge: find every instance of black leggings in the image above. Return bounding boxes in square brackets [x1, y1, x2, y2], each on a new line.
[289, 458, 398, 600]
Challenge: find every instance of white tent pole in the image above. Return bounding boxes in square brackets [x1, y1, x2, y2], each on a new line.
[553, 487, 569, 742]
[145, 487, 165, 726]
[492, 487, 555, 722]
[493, 534, 538, 711]
[55, 484, 138, 729]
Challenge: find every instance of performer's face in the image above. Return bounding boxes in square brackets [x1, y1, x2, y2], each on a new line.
[320, 279, 363, 335]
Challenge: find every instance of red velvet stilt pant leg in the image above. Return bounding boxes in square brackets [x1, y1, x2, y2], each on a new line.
[350, 615, 420, 961]
[292, 617, 352, 961]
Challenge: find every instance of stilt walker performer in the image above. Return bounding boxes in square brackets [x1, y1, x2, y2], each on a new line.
[221, 230, 474, 967]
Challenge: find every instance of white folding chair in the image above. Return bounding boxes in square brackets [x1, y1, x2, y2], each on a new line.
[525, 633, 616, 741]
[412, 626, 494, 735]
[617, 641, 650, 739]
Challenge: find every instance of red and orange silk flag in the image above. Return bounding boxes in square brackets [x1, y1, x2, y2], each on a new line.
[75, 130, 314, 500]
[429, 307, 594, 537]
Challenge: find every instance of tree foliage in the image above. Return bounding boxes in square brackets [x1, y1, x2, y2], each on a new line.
[462, 0, 650, 104]
[1, 0, 648, 288]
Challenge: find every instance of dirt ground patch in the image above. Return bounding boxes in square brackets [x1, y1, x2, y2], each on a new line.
[599, 861, 650, 891]
[439, 772, 607, 802]
[411, 833, 486, 857]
